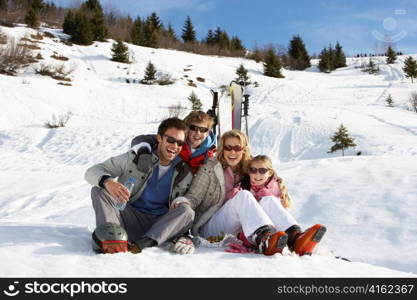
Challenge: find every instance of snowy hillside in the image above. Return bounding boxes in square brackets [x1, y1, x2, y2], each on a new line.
[0, 25, 416, 277]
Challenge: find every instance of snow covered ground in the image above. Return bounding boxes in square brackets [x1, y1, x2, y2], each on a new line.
[0, 25, 416, 277]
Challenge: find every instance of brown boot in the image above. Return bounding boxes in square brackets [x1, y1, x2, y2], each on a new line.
[128, 243, 142, 254]
[289, 224, 327, 256]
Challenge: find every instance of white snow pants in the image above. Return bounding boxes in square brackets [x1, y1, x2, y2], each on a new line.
[200, 190, 297, 239]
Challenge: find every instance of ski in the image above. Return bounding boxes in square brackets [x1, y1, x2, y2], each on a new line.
[230, 81, 244, 130]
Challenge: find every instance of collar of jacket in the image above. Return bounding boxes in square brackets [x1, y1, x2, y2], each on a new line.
[190, 131, 216, 158]
[151, 151, 184, 169]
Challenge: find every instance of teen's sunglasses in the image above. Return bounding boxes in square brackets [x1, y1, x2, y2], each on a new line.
[162, 134, 185, 147]
[188, 124, 209, 133]
[223, 145, 243, 152]
[249, 167, 270, 175]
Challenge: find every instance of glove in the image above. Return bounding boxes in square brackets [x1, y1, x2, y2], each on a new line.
[131, 142, 152, 155]
[170, 237, 195, 255]
[133, 146, 153, 173]
[225, 242, 254, 253]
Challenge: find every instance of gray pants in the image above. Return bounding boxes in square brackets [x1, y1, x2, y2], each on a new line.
[91, 187, 194, 246]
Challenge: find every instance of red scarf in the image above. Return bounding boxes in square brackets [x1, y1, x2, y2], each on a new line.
[179, 144, 215, 173]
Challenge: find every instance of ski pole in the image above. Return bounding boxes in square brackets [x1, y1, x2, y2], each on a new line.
[243, 94, 250, 139]
[208, 89, 219, 137]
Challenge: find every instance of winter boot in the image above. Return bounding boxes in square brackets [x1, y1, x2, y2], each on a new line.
[253, 225, 288, 256]
[128, 243, 141, 254]
[286, 224, 326, 256]
[92, 223, 129, 254]
[237, 231, 256, 249]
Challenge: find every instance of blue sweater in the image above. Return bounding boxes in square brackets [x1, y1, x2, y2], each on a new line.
[131, 158, 178, 216]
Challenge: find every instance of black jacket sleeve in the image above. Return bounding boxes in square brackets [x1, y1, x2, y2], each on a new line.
[131, 134, 158, 148]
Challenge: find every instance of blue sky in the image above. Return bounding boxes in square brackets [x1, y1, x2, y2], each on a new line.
[52, 0, 417, 55]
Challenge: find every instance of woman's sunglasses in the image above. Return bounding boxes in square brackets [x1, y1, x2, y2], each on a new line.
[249, 167, 269, 175]
[162, 134, 185, 147]
[188, 124, 209, 133]
[224, 145, 243, 152]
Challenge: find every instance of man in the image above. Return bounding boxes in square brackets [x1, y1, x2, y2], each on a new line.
[130, 111, 216, 254]
[85, 117, 194, 254]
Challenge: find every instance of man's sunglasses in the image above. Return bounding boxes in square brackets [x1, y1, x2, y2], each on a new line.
[188, 124, 209, 133]
[249, 167, 270, 175]
[223, 145, 243, 152]
[162, 134, 185, 147]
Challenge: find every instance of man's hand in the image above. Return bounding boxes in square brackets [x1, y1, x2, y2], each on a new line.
[104, 179, 130, 203]
[170, 237, 195, 255]
[170, 201, 190, 210]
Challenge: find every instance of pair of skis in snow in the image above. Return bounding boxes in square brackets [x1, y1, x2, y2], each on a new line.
[208, 81, 249, 142]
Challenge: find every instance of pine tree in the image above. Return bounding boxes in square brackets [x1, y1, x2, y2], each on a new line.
[213, 27, 222, 45]
[130, 17, 143, 45]
[25, 0, 44, 28]
[25, 7, 41, 28]
[403, 56, 417, 83]
[287, 35, 311, 70]
[328, 124, 357, 156]
[83, 0, 101, 11]
[204, 29, 215, 45]
[111, 40, 129, 63]
[142, 17, 159, 48]
[235, 63, 250, 84]
[142, 61, 157, 84]
[318, 43, 346, 73]
[90, 8, 108, 41]
[148, 12, 162, 31]
[62, 0, 107, 43]
[386, 46, 397, 64]
[386, 94, 394, 107]
[263, 47, 284, 78]
[217, 29, 230, 50]
[187, 91, 202, 110]
[63, 10, 76, 35]
[230, 36, 245, 52]
[181, 16, 196, 43]
[334, 41, 347, 68]
[70, 10, 93, 45]
[165, 22, 177, 41]
[0, 0, 7, 12]
[249, 46, 263, 63]
[318, 47, 333, 72]
[27, 0, 44, 12]
[363, 58, 379, 74]
[82, 0, 108, 41]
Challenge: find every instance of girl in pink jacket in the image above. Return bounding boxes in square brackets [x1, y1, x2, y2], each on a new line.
[227, 155, 325, 255]
[228, 155, 292, 208]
